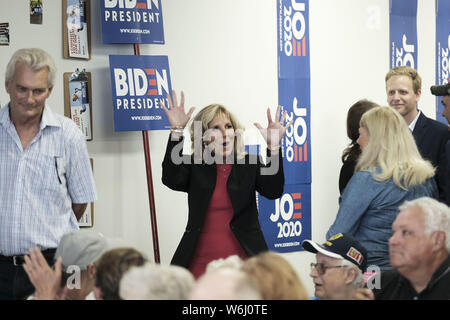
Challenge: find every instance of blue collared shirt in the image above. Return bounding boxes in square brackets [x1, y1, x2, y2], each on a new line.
[326, 169, 437, 270]
[0, 104, 97, 255]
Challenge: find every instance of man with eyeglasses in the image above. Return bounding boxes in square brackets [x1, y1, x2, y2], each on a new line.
[302, 233, 368, 300]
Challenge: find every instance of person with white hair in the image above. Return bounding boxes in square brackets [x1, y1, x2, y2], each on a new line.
[302, 233, 367, 300]
[0, 48, 97, 299]
[356, 197, 450, 300]
[189, 268, 262, 300]
[119, 263, 195, 300]
[205, 255, 244, 274]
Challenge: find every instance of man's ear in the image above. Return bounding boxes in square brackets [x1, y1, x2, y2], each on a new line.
[5, 80, 10, 94]
[432, 231, 446, 251]
[345, 267, 358, 285]
[87, 264, 96, 280]
[46, 85, 54, 97]
[415, 88, 422, 103]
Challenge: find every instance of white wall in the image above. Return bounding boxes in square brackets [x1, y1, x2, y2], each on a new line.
[0, 0, 438, 297]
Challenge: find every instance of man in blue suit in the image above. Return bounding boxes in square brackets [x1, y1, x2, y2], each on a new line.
[385, 66, 450, 205]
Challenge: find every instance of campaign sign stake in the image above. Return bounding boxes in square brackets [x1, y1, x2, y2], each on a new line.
[100, 0, 164, 44]
[109, 54, 172, 132]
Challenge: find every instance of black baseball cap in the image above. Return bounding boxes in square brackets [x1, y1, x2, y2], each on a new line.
[430, 83, 450, 96]
[302, 233, 368, 272]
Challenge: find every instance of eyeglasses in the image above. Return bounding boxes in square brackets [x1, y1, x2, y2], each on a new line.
[310, 262, 347, 275]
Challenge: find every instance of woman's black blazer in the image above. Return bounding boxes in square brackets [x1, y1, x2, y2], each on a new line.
[162, 136, 285, 268]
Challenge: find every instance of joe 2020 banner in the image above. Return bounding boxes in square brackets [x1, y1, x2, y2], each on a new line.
[258, 0, 311, 253]
[109, 55, 172, 131]
[389, 0, 418, 69]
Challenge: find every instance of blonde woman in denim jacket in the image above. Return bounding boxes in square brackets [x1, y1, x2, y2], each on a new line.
[327, 107, 437, 270]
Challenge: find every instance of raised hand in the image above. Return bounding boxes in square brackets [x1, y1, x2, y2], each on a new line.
[23, 247, 64, 300]
[161, 90, 195, 129]
[254, 105, 293, 150]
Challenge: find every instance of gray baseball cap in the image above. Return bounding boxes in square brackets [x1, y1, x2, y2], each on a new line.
[55, 230, 109, 271]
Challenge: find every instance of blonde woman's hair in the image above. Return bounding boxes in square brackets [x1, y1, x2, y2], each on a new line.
[356, 106, 435, 189]
[189, 104, 245, 159]
[240, 251, 308, 300]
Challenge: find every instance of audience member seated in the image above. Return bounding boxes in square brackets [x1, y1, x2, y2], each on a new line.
[189, 268, 262, 300]
[205, 254, 244, 274]
[240, 251, 308, 300]
[23, 230, 109, 300]
[327, 106, 437, 269]
[119, 263, 195, 300]
[356, 197, 450, 300]
[302, 233, 367, 300]
[94, 247, 147, 300]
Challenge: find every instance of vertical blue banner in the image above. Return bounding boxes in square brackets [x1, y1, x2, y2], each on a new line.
[257, 0, 311, 253]
[279, 78, 311, 184]
[435, 0, 450, 124]
[277, 0, 310, 79]
[109, 55, 172, 131]
[100, 0, 164, 44]
[389, 0, 418, 69]
[258, 184, 311, 253]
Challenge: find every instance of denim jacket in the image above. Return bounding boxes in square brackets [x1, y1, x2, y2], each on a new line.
[326, 170, 437, 270]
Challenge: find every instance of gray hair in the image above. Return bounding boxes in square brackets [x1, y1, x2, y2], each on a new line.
[399, 197, 450, 252]
[5, 48, 56, 88]
[205, 255, 244, 274]
[340, 259, 365, 288]
[119, 263, 195, 300]
[189, 268, 262, 300]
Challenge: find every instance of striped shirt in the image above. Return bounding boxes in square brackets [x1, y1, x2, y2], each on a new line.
[0, 104, 97, 255]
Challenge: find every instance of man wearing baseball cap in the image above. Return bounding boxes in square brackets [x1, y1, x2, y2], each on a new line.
[431, 82, 450, 124]
[302, 233, 368, 300]
[23, 230, 109, 300]
[431, 82, 450, 204]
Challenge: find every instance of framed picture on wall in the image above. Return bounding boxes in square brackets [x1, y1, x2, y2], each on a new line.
[0, 23, 10, 46]
[78, 158, 94, 228]
[63, 69, 93, 141]
[30, 0, 43, 25]
[63, 0, 91, 59]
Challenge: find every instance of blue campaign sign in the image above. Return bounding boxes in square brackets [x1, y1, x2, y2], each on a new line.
[278, 0, 310, 79]
[435, 0, 450, 125]
[279, 78, 311, 184]
[109, 55, 172, 132]
[100, 0, 164, 44]
[258, 183, 311, 253]
[389, 0, 418, 69]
